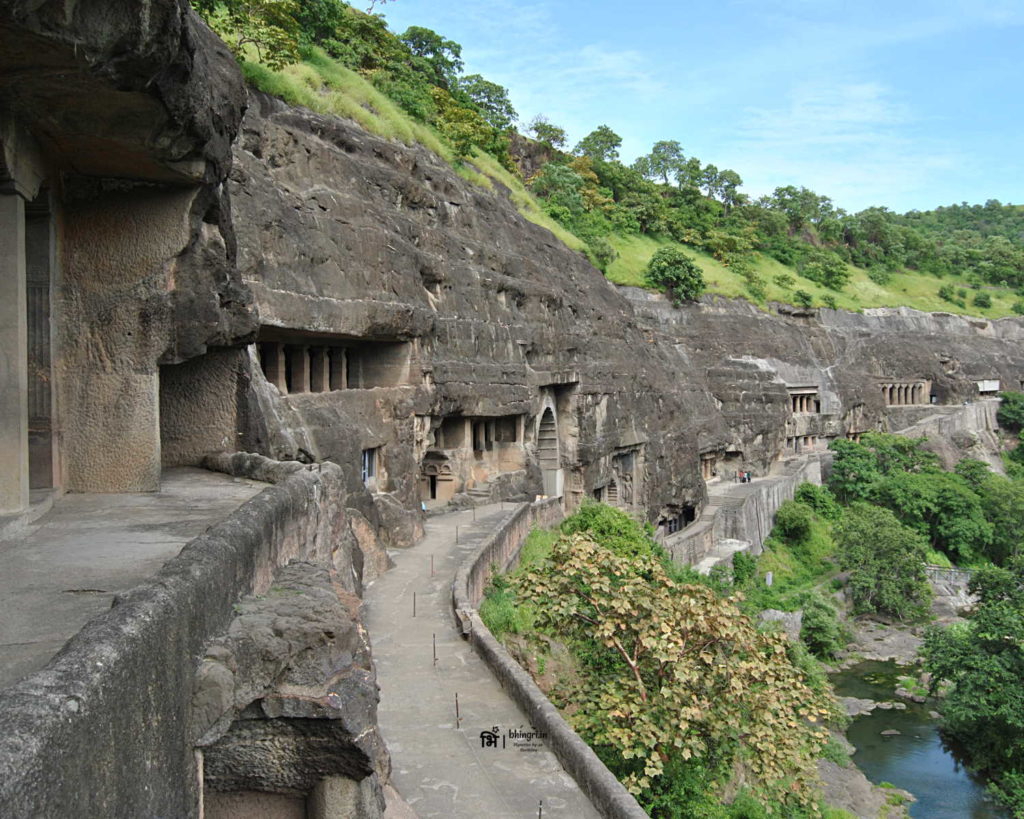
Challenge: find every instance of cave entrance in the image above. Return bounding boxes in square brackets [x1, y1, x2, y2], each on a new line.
[537, 407, 561, 496]
[26, 194, 55, 492]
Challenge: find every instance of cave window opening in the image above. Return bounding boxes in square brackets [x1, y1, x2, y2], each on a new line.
[362, 447, 378, 489]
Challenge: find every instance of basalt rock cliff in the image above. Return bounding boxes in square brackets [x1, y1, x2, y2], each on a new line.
[2, 1, 1024, 815]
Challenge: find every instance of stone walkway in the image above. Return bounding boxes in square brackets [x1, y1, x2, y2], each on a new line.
[0, 467, 266, 689]
[363, 504, 600, 819]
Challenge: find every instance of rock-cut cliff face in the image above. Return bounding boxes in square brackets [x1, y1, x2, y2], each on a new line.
[227, 91, 722, 530]
[223, 90, 1024, 536]
[4, 2, 1024, 815]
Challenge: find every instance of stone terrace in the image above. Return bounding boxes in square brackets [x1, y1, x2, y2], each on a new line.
[0, 467, 266, 689]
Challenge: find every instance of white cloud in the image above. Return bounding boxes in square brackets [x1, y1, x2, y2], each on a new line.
[726, 82, 963, 211]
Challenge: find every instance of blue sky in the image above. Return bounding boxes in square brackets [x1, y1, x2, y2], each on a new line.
[378, 0, 1024, 213]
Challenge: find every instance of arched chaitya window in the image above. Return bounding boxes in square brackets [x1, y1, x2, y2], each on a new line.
[537, 408, 558, 471]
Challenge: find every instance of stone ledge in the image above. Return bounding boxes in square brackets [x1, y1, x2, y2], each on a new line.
[0, 458, 350, 816]
[452, 499, 649, 819]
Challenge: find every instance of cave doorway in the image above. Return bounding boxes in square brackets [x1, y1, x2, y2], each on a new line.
[26, 194, 55, 492]
[537, 407, 561, 497]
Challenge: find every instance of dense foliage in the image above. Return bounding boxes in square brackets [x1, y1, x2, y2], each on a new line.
[834, 503, 932, 620]
[826, 431, 1024, 566]
[923, 557, 1024, 812]
[644, 246, 705, 305]
[193, 0, 519, 167]
[997, 390, 1024, 432]
[514, 530, 832, 814]
[483, 504, 837, 816]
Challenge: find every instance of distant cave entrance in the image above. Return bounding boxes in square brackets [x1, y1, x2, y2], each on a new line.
[537, 409, 558, 469]
[537, 407, 561, 496]
[606, 476, 619, 506]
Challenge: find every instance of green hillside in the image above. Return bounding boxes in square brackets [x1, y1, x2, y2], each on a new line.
[194, 1, 1024, 319]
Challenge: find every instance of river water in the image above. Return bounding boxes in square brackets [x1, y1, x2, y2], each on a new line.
[831, 660, 1007, 818]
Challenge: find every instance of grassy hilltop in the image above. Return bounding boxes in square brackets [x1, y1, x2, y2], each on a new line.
[197, 1, 1024, 319]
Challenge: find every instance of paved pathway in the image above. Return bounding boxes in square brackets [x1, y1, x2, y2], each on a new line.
[0, 468, 266, 689]
[363, 504, 600, 819]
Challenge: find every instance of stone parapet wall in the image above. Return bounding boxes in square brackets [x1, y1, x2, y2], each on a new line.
[718, 458, 822, 552]
[452, 501, 649, 819]
[0, 456, 359, 817]
[666, 456, 823, 566]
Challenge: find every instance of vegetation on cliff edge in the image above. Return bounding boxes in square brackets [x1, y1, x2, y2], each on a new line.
[194, 0, 1024, 319]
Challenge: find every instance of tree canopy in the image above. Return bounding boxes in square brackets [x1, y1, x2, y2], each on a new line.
[515, 532, 831, 811]
[835, 503, 932, 619]
[923, 557, 1024, 813]
[644, 246, 705, 305]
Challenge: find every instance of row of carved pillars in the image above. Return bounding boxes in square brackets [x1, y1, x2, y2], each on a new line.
[882, 382, 925, 406]
[260, 342, 346, 395]
[790, 393, 818, 413]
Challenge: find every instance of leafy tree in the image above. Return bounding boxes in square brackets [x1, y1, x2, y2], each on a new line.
[763, 185, 836, 233]
[827, 439, 881, 502]
[559, 501, 660, 560]
[800, 251, 851, 291]
[527, 115, 567, 149]
[923, 557, 1024, 811]
[194, 0, 302, 69]
[585, 236, 618, 272]
[515, 533, 831, 810]
[400, 25, 463, 90]
[997, 391, 1024, 433]
[869, 471, 992, 562]
[799, 592, 848, 659]
[574, 125, 622, 163]
[458, 74, 517, 131]
[860, 432, 940, 475]
[794, 482, 842, 520]
[644, 247, 705, 305]
[429, 87, 504, 161]
[954, 458, 992, 491]
[975, 473, 1024, 564]
[974, 291, 993, 309]
[633, 140, 685, 185]
[791, 289, 814, 308]
[293, 0, 347, 46]
[773, 499, 814, 543]
[835, 503, 932, 619]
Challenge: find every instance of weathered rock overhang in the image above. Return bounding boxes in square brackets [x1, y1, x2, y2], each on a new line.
[0, 0, 245, 188]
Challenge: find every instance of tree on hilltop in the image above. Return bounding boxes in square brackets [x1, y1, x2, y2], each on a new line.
[574, 125, 622, 163]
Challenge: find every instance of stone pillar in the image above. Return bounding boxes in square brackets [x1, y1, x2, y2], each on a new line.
[329, 347, 347, 390]
[310, 347, 330, 393]
[263, 343, 287, 393]
[286, 345, 310, 393]
[0, 194, 28, 513]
